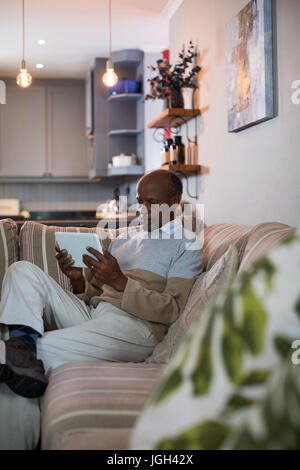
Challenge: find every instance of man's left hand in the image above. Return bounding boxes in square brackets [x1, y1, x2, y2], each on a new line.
[82, 247, 128, 292]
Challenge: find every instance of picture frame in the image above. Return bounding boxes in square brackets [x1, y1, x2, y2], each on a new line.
[226, 0, 274, 132]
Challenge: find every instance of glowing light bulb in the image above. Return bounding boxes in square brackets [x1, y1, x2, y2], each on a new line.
[16, 61, 32, 88]
[102, 60, 118, 87]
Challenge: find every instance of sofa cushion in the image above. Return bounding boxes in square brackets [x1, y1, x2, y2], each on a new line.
[41, 362, 164, 450]
[19, 221, 130, 290]
[239, 222, 295, 273]
[147, 245, 239, 364]
[203, 224, 252, 271]
[130, 231, 300, 450]
[0, 218, 19, 299]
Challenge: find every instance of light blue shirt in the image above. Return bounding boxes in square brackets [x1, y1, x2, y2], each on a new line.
[109, 218, 203, 279]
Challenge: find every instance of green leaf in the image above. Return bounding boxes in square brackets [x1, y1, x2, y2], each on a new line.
[252, 258, 276, 292]
[156, 421, 232, 450]
[153, 367, 183, 405]
[151, 340, 192, 405]
[190, 314, 214, 395]
[280, 231, 298, 246]
[273, 335, 293, 360]
[222, 318, 244, 384]
[224, 393, 254, 414]
[240, 281, 267, 355]
[294, 297, 300, 320]
[230, 428, 268, 450]
[239, 369, 271, 386]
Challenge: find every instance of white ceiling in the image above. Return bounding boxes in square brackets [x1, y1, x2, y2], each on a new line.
[0, 0, 170, 79]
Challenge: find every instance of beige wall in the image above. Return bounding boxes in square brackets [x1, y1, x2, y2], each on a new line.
[170, 0, 300, 227]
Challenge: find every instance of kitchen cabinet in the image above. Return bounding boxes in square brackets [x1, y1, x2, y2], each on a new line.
[47, 86, 88, 177]
[0, 86, 47, 176]
[0, 82, 88, 179]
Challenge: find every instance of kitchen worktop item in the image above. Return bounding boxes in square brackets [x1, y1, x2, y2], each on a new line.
[0, 199, 20, 216]
[112, 154, 133, 167]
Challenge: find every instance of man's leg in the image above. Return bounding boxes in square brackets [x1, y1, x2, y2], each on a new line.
[0, 260, 93, 449]
[37, 301, 158, 373]
[0, 261, 92, 335]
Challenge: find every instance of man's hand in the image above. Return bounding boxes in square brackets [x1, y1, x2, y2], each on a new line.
[55, 244, 85, 294]
[83, 247, 128, 292]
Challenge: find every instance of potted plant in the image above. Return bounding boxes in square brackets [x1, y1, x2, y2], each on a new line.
[145, 41, 201, 109]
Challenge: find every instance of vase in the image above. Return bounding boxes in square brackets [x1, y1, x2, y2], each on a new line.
[182, 87, 194, 109]
[170, 89, 184, 109]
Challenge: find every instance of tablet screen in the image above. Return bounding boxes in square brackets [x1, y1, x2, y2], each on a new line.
[55, 232, 103, 268]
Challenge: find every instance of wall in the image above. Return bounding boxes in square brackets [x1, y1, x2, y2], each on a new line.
[144, 52, 165, 173]
[170, 0, 300, 227]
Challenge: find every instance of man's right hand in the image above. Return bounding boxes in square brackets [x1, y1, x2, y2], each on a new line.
[55, 244, 85, 294]
[55, 244, 83, 281]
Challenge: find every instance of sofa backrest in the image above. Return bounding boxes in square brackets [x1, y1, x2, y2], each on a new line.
[202, 223, 252, 271]
[0, 218, 19, 299]
[238, 222, 295, 272]
[0, 219, 293, 294]
[19, 221, 131, 290]
[203, 222, 295, 273]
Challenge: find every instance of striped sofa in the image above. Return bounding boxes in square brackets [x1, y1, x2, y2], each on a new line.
[0, 218, 294, 450]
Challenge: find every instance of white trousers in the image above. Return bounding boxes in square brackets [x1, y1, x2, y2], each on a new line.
[0, 261, 157, 449]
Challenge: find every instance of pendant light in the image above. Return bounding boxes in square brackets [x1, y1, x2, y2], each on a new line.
[102, 0, 118, 87]
[16, 0, 32, 88]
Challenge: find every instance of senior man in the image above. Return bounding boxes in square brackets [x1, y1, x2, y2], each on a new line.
[0, 169, 203, 449]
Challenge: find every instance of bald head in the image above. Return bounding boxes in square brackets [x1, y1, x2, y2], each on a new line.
[136, 170, 183, 231]
[138, 169, 183, 199]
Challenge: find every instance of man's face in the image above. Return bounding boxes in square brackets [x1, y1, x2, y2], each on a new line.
[136, 176, 181, 232]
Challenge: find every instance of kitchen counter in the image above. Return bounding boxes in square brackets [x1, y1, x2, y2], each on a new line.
[1, 211, 140, 231]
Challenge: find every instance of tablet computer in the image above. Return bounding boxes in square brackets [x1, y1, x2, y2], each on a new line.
[55, 232, 103, 268]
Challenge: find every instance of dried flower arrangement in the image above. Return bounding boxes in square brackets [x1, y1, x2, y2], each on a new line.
[145, 41, 201, 108]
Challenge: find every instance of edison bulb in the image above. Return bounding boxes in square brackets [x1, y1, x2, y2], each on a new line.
[102, 68, 118, 87]
[16, 66, 32, 88]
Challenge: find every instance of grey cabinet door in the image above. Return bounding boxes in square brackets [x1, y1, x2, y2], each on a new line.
[47, 86, 89, 177]
[0, 86, 47, 176]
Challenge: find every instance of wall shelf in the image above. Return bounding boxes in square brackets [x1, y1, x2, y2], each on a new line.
[108, 129, 144, 137]
[112, 49, 144, 66]
[147, 106, 202, 200]
[162, 164, 201, 173]
[107, 93, 143, 103]
[148, 108, 201, 129]
[88, 50, 145, 179]
[90, 165, 144, 178]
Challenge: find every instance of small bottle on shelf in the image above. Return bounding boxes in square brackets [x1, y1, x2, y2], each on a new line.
[170, 139, 177, 165]
[186, 139, 192, 165]
[193, 136, 198, 165]
[166, 138, 174, 166]
[161, 140, 170, 166]
[175, 136, 185, 165]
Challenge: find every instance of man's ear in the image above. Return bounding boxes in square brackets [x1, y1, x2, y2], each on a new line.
[171, 195, 181, 206]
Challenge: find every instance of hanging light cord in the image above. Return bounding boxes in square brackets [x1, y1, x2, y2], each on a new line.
[22, 0, 25, 63]
[109, 0, 112, 61]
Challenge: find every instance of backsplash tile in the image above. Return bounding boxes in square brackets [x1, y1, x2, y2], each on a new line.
[0, 182, 122, 212]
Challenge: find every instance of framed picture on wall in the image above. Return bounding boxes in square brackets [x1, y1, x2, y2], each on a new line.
[226, 0, 274, 133]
